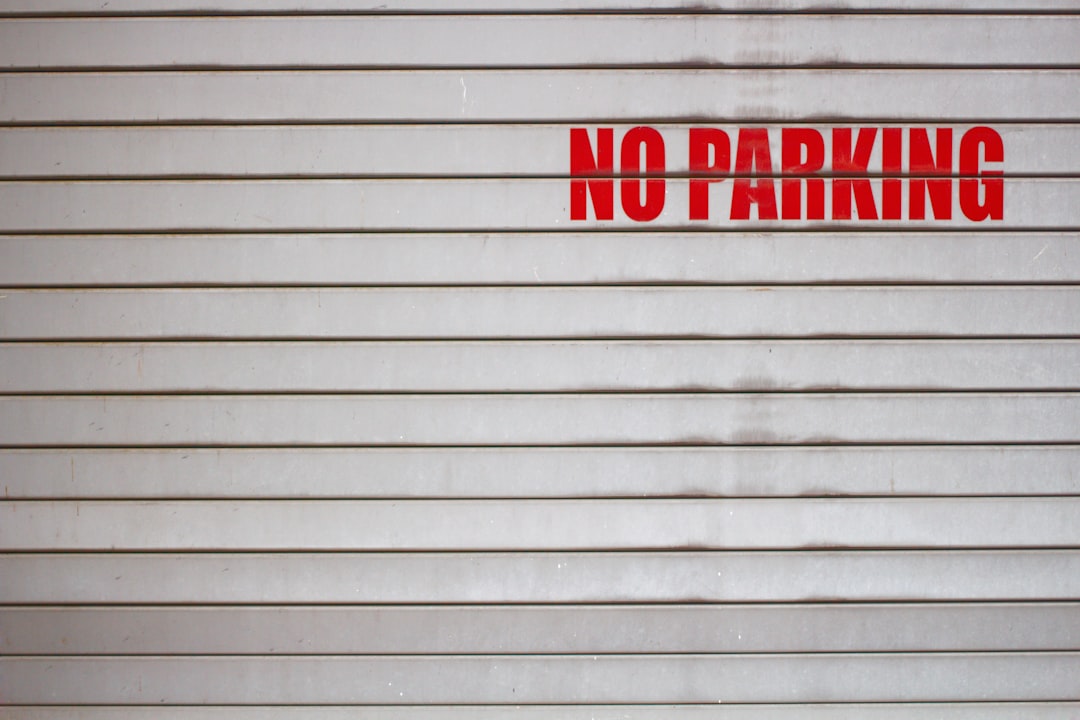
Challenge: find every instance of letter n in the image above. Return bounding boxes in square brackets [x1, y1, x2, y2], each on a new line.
[909, 128, 953, 220]
[570, 128, 614, 220]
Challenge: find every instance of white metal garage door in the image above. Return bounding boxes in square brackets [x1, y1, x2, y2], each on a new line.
[1, 1, 1079, 716]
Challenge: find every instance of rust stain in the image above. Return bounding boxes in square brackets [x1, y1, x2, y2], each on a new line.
[729, 428, 782, 445]
[732, 374, 782, 391]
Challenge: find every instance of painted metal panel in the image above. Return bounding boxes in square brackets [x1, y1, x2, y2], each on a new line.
[2, 70, 1078, 123]
[4, 287, 1075, 341]
[3, 0, 1080, 12]
[0, 178, 1064, 231]
[4, 446, 1077, 499]
[6, 604, 1079, 654]
[5, 705, 1080, 720]
[4, 498, 1079, 550]
[2, 124, 1070, 177]
[2, 393, 1077, 445]
[6, 551, 1080, 603]
[3, 16, 1079, 69]
[4, 340, 1078, 393]
[4, 288, 1078, 340]
[4, 706, 1080, 720]
[4, 653, 1080, 704]
[4, 233, 1077, 286]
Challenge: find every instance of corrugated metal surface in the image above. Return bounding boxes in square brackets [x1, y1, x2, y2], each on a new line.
[2, 70, 1079, 121]
[1, 3, 1078, 717]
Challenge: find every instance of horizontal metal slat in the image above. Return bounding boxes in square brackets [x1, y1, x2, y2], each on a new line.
[5, 498, 1079, 550]
[4, 446, 1079, 499]
[0, 178, 1071, 231]
[4, 653, 1080, 704]
[7, 706, 1080, 720]
[5, 550, 1080, 602]
[4, 705, 1080, 720]
[4, 340, 1078, 393]
[5, 705, 1080, 720]
[3, 287, 1078, 340]
[3, 0, 1080, 13]
[6, 603, 1079, 654]
[4, 234, 1077, 286]
[2, 16, 1079, 69]
[1, 70, 1078, 123]
[0, 124, 1067, 178]
[2, 393, 1078, 445]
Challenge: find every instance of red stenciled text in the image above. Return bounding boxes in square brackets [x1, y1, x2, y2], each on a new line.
[569, 125, 1004, 222]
